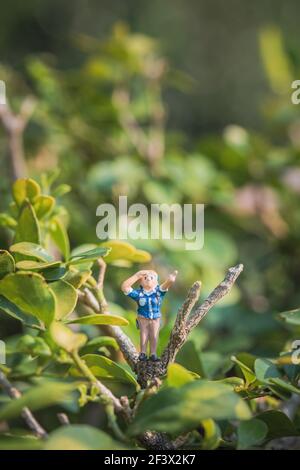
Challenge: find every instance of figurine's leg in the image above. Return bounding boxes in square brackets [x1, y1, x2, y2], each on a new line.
[138, 316, 150, 355]
[149, 318, 160, 356]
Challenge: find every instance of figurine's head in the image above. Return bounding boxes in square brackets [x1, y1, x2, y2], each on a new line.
[140, 270, 158, 291]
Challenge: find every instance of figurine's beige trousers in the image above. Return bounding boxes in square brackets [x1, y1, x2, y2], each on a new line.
[138, 316, 160, 355]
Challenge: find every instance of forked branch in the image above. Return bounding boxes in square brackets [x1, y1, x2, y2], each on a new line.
[161, 264, 244, 368]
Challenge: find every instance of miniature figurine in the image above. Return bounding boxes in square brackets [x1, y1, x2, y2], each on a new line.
[121, 269, 178, 362]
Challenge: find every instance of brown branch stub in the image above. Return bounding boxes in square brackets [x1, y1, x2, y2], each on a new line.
[160, 281, 201, 368]
[186, 263, 244, 333]
[0, 370, 47, 439]
[57, 413, 70, 426]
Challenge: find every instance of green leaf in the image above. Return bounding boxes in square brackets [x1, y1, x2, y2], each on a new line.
[43, 265, 67, 281]
[69, 247, 110, 264]
[15, 260, 61, 271]
[50, 322, 87, 352]
[80, 336, 119, 355]
[130, 249, 152, 263]
[52, 183, 71, 198]
[0, 272, 56, 327]
[165, 363, 199, 388]
[70, 354, 138, 387]
[231, 354, 257, 386]
[50, 217, 70, 261]
[0, 295, 40, 327]
[14, 202, 41, 244]
[70, 244, 97, 257]
[44, 425, 128, 450]
[50, 280, 78, 320]
[214, 377, 245, 389]
[269, 377, 300, 395]
[10, 242, 54, 262]
[101, 240, 135, 263]
[0, 381, 75, 421]
[0, 250, 15, 279]
[237, 418, 268, 449]
[129, 380, 251, 436]
[254, 358, 282, 384]
[12, 178, 41, 207]
[200, 419, 221, 450]
[279, 308, 300, 326]
[0, 213, 17, 229]
[63, 268, 92, 288]
[33, 195, 55, 219]
[67, 314, 129, 326]
[257, 410, 299, 440]
[0, 436, 42, 450]
[17, 335, 51, 357]
[176, 340, 204, 376]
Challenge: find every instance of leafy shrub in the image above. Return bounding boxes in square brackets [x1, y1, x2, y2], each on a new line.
[0, 178, 299, 450]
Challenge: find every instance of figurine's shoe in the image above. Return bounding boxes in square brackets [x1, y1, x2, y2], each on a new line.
[149, 354, 160, 362]
[138, 353, 147, 361]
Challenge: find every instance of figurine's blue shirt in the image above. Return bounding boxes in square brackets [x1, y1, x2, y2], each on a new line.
[125, 285, 167, 319]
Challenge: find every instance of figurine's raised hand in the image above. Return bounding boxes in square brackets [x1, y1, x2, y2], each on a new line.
[168, 270, 178, 283]
[160, 270, 178, 291]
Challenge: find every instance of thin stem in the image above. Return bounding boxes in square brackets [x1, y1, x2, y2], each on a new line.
[79, 285, 139, 370]
[0, 370, 47, 439]
[0, 97, 35, 181]
[105, 403, 128, 443]
[71, 351, 123, 414]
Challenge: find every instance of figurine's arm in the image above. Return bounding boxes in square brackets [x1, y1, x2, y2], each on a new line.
[160, 270, 178, 291]
[121, 270, 146, 294]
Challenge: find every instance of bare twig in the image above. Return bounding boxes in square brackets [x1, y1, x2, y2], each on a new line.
[112, 88, 149, 158]
[0, 97, 36, 180]
[82, 288, 100, 312]
[161, 281, 201, 367]
[281, 392, 300, 420]
[0, 370, 47, 439]
[97, 258, 107, 291]
[113, 86, 165, 169]
[185, 264, 244, 333]
[57, 413, 70, 426]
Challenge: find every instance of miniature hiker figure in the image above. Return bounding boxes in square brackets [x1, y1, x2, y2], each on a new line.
[121, 269, 178, 362]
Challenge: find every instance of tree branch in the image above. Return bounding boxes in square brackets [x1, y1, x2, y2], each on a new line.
[136, 264, 243, 387]
[0, 370, 47, 439]
[185, 264, 244, 333]
[112, 86, 165, 170]
[161, 281, 201, 367]
[163, 264, 243, 367]
[0, 97, 35, 181]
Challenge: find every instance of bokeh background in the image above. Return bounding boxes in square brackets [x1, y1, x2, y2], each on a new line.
[1, 0, 300, 376]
